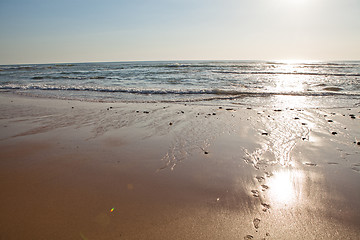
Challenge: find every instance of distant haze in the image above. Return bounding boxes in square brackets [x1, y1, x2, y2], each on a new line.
[1, 0, 359, 64]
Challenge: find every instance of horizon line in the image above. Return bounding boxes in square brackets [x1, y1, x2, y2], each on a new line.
[1, 59, 360, 66]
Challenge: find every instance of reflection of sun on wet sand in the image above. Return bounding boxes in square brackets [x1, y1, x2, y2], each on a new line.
[0, 93, 359, 239]
[267, 169, 303, 206]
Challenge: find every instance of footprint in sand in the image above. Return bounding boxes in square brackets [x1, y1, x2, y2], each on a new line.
[253, 218, 261, 229]
[261, 184, 269, 191]
[255, 176, 265, 182]
[261, 203, 271, 212]
[251, 190, 259, 197]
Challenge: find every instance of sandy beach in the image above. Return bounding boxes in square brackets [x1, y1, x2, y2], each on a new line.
[0, 93, 359, 239]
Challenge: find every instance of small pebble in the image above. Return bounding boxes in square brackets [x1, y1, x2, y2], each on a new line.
[332, 132, 337, 135]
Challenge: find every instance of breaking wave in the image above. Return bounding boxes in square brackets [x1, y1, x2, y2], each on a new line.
[1, 84, 359, 97]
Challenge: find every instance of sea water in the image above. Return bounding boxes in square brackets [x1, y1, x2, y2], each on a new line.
[1, 61, 359, 108]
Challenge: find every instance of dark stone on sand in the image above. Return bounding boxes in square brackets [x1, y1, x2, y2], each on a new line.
[357, 142, 360, 145]
[212, 113, 216, 115]
[244, 235, 253, 240]
[71, 107, 74, 109]
[331, 132, 337, 135]
[294, 117, 299, 120]
[301, 123, 307, 125]
[226, 108, 234, 111]
[302, 138, 306, 140]
[274, 109, 282, 112]
[204, 151, 209, 154]
[169, 122, 173, 125]
[143, 111, 149, 114]
[350, 116, 356, 119]
[327, 120, 333, 122]
[181, 111, 184, 113]
[110, 107, 113, 109]
[262, 132, 268, 136]
[219, 107, 223, 109]
[247, 107, 252, 110]
[136, 110, 139, 113]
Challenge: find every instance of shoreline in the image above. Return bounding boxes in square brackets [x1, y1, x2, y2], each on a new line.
[0, 93, 359, 239]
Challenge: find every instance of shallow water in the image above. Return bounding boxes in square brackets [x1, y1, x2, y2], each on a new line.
[1, 60, 359, 107]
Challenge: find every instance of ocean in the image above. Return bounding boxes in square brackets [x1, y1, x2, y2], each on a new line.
[1, 60, 359, 108]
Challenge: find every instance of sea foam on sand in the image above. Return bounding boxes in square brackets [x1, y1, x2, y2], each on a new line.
[0, 93, 359, 239]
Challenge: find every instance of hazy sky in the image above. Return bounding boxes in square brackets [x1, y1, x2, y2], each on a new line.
[0, 0, 359, 64]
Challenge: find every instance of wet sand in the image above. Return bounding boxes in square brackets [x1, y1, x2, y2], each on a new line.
[0, 93, 359, 239]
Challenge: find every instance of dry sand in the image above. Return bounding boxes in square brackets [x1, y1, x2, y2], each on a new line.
[0, 93, 359, 239]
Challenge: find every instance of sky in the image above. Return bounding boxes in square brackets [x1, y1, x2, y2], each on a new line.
[0, 0, 359, 64]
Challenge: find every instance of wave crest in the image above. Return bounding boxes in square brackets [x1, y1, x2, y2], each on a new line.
[1, 84, 359, 98]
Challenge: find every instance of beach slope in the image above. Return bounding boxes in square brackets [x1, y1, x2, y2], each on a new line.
[0, 93, 359, 239]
